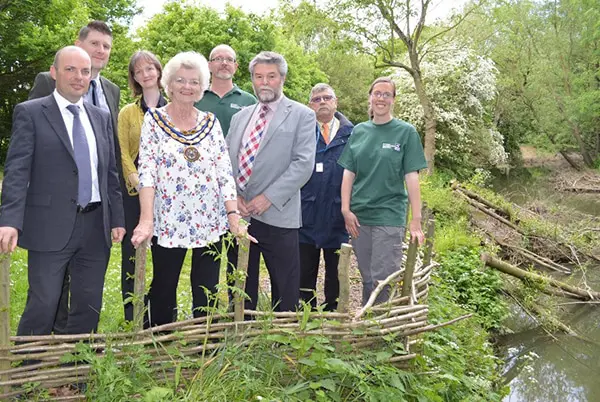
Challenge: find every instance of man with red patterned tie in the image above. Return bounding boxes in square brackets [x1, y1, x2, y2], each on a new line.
[225, 51, 316, 312]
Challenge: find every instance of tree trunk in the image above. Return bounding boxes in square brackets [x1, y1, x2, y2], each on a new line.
[410, 61, 437, 175]
[569, 122, 594, 168]
[558, 150, 582, 171]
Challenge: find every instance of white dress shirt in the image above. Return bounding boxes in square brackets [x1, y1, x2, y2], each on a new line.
[53, 90, 101, 203]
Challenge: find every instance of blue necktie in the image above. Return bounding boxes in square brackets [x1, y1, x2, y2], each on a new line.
[66, 105, 92, 207]
[89, 80, 98, 106]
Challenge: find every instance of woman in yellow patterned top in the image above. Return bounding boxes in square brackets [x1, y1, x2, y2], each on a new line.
[117, 50, 167, 322]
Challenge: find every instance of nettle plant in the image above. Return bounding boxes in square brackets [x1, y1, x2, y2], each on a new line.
[392, 47, 508, 176]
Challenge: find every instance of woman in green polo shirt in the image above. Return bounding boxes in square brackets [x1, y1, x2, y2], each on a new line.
[338, 76, 427, 305]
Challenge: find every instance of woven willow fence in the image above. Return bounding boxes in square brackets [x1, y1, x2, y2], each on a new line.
[0, 217, 468, 400]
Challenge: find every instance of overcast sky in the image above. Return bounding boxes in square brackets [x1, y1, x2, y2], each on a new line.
[132, 0, 470, 31]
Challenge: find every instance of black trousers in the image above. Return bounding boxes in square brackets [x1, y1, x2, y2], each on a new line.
[240, 219, 300, 312]
[18, 207, 109, 335]
[299, 243, 340, 311]
[120, 192, 140, 322]
[146, 237, 222, 327]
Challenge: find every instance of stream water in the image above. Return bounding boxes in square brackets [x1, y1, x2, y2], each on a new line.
[492, 169, 600, 402]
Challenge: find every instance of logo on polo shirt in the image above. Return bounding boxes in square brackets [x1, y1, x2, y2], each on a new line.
[230, 103, 243, 110]
[382, 143, 402, 152]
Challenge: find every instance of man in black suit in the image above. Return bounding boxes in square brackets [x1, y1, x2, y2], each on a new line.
[28, 20, 122, 330]
[0, 46, 125, 335]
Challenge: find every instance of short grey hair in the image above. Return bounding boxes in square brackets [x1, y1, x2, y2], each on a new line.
[161, 51, 209, 101]
[209, 44, 236, 61]
[249, 51, 288, 77]
[309, 83, 336, 101]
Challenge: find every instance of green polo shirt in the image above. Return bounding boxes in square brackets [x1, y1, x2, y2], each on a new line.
[195, 85, 257, 136]
[338, 118, 427, 226]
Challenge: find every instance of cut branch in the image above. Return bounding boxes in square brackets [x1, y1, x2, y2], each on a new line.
[482, 253, 600, 300]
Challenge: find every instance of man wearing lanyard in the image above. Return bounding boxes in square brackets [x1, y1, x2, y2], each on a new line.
[28, 20, 122, 333]
[299, 83, 353, 311]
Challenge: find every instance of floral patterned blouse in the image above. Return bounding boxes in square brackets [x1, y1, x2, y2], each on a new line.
[138, 107, 237, 248]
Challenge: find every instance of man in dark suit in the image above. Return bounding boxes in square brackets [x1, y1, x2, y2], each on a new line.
[0, 46, 125, 335]
[28, 20, 122, 331]
[226, 51, 316, 312]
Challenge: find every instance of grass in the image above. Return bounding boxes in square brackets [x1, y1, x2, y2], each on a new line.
[4, 173, 511, 400]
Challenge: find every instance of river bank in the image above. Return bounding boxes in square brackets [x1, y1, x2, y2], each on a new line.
[487, 149, 600, 402]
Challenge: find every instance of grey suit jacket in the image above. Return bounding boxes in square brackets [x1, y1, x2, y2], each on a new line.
[28, 72, 122, 172]
[226, 96, 316, 229]
[0, 95, 125, 251]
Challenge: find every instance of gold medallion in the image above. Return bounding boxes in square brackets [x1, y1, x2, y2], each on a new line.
[183, 146, 200, 162]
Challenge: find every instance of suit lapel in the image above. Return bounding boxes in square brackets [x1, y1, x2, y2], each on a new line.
[42, 95, 75, 161]
[233, 104, 259, 160]
[257, 97, 292, 156]
[100, 77, 117, 120]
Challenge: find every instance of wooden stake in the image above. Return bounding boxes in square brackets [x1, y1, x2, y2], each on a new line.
[234, 237, 251, 322]
[0, 253, 11, 394]
[133, 240, 148, 332]
[336, 243, 353, 314]
[422, 219, 435, 267]
[401, 238, 418, 298]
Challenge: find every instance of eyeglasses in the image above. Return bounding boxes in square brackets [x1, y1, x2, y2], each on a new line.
[310, 95, 335, 103]
[210, 56, 236, 64]
[173, 77, 201, 87]
[371, 91, 394, 99]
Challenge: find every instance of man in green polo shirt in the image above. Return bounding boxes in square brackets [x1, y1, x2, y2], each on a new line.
[195, 44, 256, 135]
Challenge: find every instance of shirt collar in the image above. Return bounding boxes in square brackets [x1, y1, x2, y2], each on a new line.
[318, 116, 337, 129]
[261, 94, 283, 114]
[53, 89, 85, 110]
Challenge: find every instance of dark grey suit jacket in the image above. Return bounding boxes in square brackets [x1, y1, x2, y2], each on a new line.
[29, 72, 122, 172]
[226, 96, 316, 229]
[0, 95, 125, 251]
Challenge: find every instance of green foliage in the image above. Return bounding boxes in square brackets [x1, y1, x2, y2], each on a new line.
[437, 247, 508, 330]
[416, 282, 507, 401]
[0, 0, 138, 140]
[459, 0, 600, 167]
[277, 0, 376, 124]
[136, 2, 326, 105]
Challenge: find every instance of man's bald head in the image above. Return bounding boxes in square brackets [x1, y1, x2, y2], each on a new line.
[53, 46, 91, 69]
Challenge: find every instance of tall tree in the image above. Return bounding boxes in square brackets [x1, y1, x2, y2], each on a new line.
[335, 0, 480, 173]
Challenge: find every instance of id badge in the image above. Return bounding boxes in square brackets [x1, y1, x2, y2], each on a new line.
[316, 163, 324, 173]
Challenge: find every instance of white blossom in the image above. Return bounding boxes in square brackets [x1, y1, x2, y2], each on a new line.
[391, 46, 507, 169]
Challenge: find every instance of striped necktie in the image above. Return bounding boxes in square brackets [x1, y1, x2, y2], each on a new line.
[238, 104, 270, 190]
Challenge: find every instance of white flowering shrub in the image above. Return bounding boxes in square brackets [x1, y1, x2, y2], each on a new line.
[392, 47, 508, 175]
